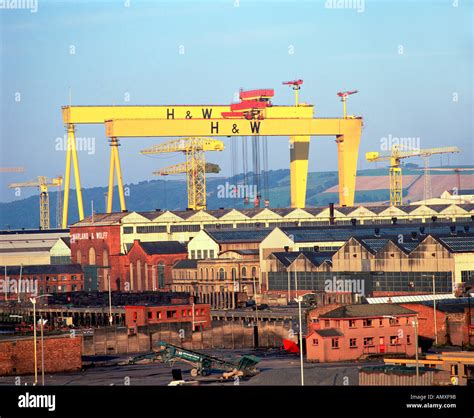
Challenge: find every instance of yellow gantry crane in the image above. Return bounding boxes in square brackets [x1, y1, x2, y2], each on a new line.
[366, 146, 460, 206]
[141, 138, 224, 210]
[9, 176, 63, 229]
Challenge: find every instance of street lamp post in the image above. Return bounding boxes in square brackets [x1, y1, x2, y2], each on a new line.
[39, 317, 48, 386]
[412, 316, 420, 385]
[432, 274, 438, 345]
[29, 294, 51, 386]
[294, 267, 304, 386]
[107, 272, 113, 325]
[30, 297, 38, 385]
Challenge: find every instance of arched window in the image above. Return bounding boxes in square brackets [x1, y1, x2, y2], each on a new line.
[157, 262, 165, 289]
[88, 247, 96, 265]
[200, 268, 204, 280]
[76, 249, 82, 264]
[251, 266, 257, 278]
[102, 249, 109, 266]
[205, 268, 209, 280]
[219, 268, 226, 280]
[231, 268, 237, 280]
[211, 268, 214, 281]
[241, 266, 247, 278]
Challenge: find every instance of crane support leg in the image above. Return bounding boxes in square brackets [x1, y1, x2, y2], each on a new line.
[289, 136, 310, 208]
[336, 128, 362, 207]
[112, 138, 127, 212]
[107, 138, 116, 213]
[62, 124, 84, 228]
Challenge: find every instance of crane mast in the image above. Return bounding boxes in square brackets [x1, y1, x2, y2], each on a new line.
[366, 146, 460, 206]
[141, 137, 224, 210]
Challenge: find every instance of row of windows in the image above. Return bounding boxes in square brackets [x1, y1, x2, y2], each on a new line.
[315, 317, 409, 328]
[10, 275, 79, 282]
[76, 248, 109, 266]
[190, 249, 215, 259]
[145, 308, 206, 320]
[461, 271, 474, 282]
[268, 272, 452, 293]
[39, 284, 81, 293]
[174, 266, 258, 281]
[313, 335, 411, 348]
[122, 215, 465, 235]
[136, 225, 167, 234]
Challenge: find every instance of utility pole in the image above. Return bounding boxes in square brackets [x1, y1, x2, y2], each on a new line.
[31, 297, 38, 385]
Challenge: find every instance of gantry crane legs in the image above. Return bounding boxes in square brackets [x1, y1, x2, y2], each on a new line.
[60, 104, 313, 226]
[107, 137, 126, 213]
[366, 146, 460, 206]
[9, 176, 63, 230]
[105, 117, 363, 208]
[62, 124, 84, 228]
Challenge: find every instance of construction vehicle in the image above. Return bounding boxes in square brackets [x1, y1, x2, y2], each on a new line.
[141, 137, 224, 210]
[366, 146, 460, 206]
[121, 341, 260, 378]
[9, 176, 63, 229]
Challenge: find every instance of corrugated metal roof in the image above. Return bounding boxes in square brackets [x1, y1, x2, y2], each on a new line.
[366, 294, 456, 304]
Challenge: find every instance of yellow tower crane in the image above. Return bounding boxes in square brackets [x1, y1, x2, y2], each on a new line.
[141, 138, 224, 210]
[8, 176, 63, 229]
[366, 146, 460, 206]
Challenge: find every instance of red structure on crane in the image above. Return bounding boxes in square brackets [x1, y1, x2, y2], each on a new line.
[222, 89, 274, 120]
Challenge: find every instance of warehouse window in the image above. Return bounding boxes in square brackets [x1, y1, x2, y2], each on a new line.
[190, 250, 195, 259]
[157, 263, 165, 289]
[331, 338, 339, 349]
[209, 250, 215, 258]
[136, 225, 167, 234]
[123, 227, 134, 234]
[349, 338, 357, 348]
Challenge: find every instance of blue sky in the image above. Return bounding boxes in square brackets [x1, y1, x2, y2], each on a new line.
[0, 0, 472, 202]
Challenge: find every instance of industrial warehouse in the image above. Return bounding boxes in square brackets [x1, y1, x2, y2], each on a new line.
[1, 1, 473, 417]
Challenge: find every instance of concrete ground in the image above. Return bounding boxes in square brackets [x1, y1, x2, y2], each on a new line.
[0, 348, 382, 386]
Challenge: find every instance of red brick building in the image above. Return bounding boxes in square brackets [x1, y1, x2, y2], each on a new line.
[69, 219, 187, 292]
[121, 240, 187, 292]
[1, 264, 83, 300]
[400, 298, 474, 346]
[70, 222, 122, 291]
[306, 304, 418, 362]
[125, 303, 211, 332]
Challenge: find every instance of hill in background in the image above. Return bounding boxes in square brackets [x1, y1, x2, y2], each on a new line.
[1, 167, 473, 230]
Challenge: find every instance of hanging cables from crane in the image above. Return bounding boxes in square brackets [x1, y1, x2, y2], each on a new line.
[252, 136, 261, 207]
[262, 135, 269, 207]
[242, 136, 249, 205]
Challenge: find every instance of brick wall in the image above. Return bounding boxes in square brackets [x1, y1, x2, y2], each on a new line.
[0, 335, 82, 376]
[400, 303, 448, 344]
